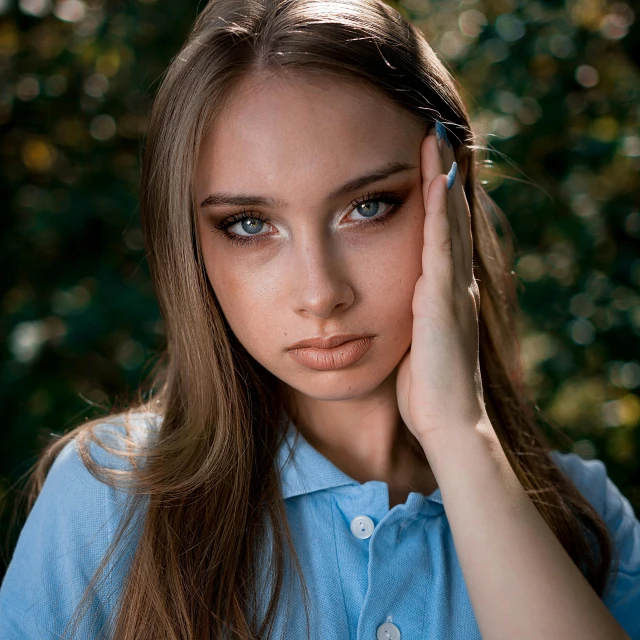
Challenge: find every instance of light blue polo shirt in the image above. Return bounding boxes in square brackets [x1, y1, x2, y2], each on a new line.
[1, 411, 639, 639]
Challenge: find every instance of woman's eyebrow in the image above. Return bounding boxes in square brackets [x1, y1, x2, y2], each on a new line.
[199, 160, 416, 209]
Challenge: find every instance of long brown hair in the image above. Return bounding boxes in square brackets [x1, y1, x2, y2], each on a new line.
[18, 0, 618, 637]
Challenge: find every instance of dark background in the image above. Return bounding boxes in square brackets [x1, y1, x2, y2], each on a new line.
[1, 0, 639, 578]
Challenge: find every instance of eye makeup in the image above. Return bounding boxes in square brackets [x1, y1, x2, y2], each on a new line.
[211, 189, 408, 247]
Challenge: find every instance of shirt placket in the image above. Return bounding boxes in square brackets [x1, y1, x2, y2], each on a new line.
[331, 484, 436, 640]
[357, 495, 432, 640]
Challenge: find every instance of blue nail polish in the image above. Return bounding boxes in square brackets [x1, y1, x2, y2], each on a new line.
[435, 120, 453, 149]
[446, 161, 457, 190]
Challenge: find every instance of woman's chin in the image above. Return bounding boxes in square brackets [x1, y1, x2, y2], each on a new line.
[280, 364, 401, 403]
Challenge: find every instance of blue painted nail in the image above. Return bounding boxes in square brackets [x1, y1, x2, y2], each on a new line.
[446, 161, 457, 190]
[435, 120, 452, 149]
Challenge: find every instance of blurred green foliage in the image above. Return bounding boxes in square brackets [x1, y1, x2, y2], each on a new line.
[0, 0, 639, 576]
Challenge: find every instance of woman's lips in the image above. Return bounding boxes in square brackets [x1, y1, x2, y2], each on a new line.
[287, 337, 375, 371]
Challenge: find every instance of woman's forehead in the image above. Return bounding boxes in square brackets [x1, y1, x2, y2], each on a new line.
[196, 70, 424, 193]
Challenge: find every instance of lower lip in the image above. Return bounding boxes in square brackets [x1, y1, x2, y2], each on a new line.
[288, 337, 375, 371]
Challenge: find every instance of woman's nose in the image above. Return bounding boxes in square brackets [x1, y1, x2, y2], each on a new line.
[290, 240, 355, 319]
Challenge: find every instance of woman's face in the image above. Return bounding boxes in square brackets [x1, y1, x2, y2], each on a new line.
[195, 71, 428, 401]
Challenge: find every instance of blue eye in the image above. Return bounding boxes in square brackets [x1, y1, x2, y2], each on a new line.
[215, 210, 272, 244]
[239, 218, 265, 235]
[352, 200, 386, 219]
[214, 190, 406, 247]
[344, 191, 405, 224]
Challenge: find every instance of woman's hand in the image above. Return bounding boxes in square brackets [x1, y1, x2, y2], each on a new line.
[395, 123, 488, 446]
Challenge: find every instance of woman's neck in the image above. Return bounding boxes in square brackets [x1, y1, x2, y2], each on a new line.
[283, 376, 438, 506]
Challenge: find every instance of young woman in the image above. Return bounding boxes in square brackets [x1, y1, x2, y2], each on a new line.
[1, 0, 638, 638]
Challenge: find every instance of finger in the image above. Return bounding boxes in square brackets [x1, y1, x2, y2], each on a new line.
[420, 130, 444, 256]
[451, 162, 474, 289]
[438, 124, 474, 289]
[421, 126, 444, 196]
[436, 125, 466, 291]
[421, 137, 454, 298]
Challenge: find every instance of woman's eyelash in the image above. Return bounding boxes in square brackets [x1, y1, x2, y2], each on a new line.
[351, 190, 406, 221]
[212, 190, 407, 247]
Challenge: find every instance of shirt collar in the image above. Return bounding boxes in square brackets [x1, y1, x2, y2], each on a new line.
[276, 419, 444, 506]
[276, 420, 357, 499]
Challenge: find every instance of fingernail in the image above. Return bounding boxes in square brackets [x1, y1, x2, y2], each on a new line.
[435, 120, 453, 150]
[435, 120, 444, 151]
[446, 161, 457, 190]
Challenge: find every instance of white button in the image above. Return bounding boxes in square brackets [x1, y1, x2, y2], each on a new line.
[350, 515, 375, 539]
[377, 621, 401, 640]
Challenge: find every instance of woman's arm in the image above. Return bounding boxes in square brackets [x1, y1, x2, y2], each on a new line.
[420, 418, 631, 640]
[395, 126, 631, 640]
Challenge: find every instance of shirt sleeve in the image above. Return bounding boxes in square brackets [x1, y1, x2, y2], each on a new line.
[550, 450, 640, 640]
[0, 420, 142, 639]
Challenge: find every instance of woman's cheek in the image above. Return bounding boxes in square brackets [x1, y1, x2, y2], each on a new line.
[371, 216, 424, 300]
